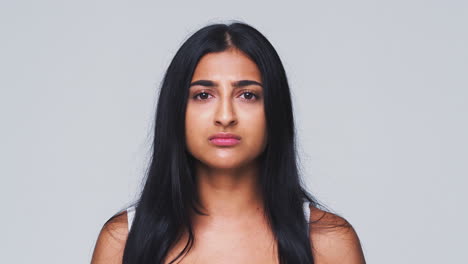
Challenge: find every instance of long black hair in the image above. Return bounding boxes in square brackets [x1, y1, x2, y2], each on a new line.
[106, 21, 325, 264]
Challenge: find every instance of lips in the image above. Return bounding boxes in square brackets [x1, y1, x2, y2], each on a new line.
[209, 132, 241, 146]
[209, 132, 241, 140]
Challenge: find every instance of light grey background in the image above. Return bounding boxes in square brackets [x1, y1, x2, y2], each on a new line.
[1, 0, 466, 263]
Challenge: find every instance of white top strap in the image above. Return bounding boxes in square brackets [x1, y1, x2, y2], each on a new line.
[304, 201, 311, 233]
[127, 206, 136, 231]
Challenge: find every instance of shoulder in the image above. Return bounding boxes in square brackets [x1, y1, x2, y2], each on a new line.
[308, 204, 366, 264]
[91, 210, 129, 264]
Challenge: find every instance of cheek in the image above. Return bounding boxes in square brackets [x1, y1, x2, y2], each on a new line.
[185, 105, 209, 146]
[242, 110, 268, 148]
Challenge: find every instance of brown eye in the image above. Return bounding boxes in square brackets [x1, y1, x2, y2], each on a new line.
[193, 92, 212, 100]
[240, 91, 258, 101]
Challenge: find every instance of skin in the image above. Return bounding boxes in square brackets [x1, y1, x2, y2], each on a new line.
[91, 48, 366, 264]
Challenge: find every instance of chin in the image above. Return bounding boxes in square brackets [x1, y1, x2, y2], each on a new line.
[206, 159, 242, 169]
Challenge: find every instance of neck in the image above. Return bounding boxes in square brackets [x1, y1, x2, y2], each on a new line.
[192, 160, 264, 219]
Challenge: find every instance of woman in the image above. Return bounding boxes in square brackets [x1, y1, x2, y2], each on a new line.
[91, 22, 366, 264]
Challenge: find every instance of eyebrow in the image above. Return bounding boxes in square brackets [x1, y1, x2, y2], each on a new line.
[189, 80, 263, 88]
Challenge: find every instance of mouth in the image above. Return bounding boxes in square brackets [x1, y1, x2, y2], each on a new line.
[209, 137, 241, 146]
[208, 132, 242, 146]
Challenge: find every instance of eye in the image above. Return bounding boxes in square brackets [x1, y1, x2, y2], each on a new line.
[239, 91, 259, 101]
[193, 92, 213, 101]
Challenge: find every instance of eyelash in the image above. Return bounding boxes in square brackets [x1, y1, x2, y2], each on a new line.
[192, 90, 260, 102]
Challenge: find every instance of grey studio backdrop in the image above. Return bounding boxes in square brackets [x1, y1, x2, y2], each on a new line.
[1, 0, 466, 263]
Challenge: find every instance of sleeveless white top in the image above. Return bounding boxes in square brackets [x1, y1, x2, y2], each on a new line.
[127, 206, 136, 231]
[127, 201, 311, 232]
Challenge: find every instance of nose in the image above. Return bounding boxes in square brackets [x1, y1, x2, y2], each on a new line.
[214, 94, 237, 127]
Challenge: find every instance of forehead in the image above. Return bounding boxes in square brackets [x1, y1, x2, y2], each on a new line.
[191, 49, 261, 81]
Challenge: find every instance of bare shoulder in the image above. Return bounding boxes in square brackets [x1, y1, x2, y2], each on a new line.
[308, 205, 366, 264]
[91, 211, 129, 264]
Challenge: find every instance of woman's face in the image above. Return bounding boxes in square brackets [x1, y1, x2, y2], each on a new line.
[185, 48, 267, 170]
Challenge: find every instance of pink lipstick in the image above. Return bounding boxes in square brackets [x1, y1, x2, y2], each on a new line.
[209, 132, 241, 146]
